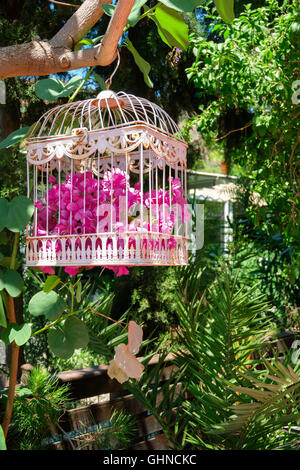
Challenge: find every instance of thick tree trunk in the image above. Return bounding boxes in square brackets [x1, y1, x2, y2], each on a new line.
[0, 0, 135, 79]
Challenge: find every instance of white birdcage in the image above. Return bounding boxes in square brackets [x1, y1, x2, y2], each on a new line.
[25, 89, 189, 272]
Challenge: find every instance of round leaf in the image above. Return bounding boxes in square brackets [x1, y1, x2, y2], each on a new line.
[35, 76, 83, 101]
[35, 78, 64, 101]
[28, 290, 66, 320]
[4, 270, 24, 297]
[60, 75, 82, 97]
[64, 317, 89, 349]
[48, 327, 74, 359]
[7, 196, 34, 232]
[13, 323, 32, 346]
[1, 323, 31, 346]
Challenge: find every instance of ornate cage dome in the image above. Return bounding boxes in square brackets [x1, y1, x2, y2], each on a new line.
[25, 90, 189, 271]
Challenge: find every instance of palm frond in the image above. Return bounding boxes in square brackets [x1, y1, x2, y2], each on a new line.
[209, 361, 300, 449]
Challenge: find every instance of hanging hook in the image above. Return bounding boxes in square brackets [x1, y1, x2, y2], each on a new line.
[105, 47, 121, 89]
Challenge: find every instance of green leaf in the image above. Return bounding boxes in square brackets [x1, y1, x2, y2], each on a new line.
[0, 425, 6, 450]
[3, 270, 24, 298]
[60, 75, 83, 98]
[155, 4, 189, 50]
[125, 39, 153, 88]
[101, 4, 115, 16]
[0, 199, 9, 232]
[28, 291, 66, 320]
[74, 38, 94, 51]
[159, 0, 203, 12]
[43, 275, 61, 293]
[213, 0, 235, 22]
[76, 281, 82, 303]
[0, 293, 6, 328]
[127, 0, 148, 27]
[93, 72, 106, 91]
[6, 196, 34, 232]
[1, 323, 32, 346]
[35, 76, 83, 102]
[35, 78, 64, 101]
[91, 35, 104, 45]
[0, 127, 30, 150]
[64, 316, 89, 349]
[13, 323, 32, 346]
[16, 387, 32, 397]
[48, 327, 74, 359]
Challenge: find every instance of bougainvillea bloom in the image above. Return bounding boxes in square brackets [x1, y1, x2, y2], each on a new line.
[35, 169, 189, 277]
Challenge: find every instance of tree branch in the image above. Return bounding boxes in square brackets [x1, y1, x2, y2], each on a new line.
[0, 0, 135, 79]
[96, 0, 136, 66]
[48, 0, 80, 8]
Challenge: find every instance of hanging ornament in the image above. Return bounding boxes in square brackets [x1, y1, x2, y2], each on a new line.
[25, 58, 189, 274]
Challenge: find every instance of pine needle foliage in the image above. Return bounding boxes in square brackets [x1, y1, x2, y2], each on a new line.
[11, 366, 70, 450]
[74, 410, 137, 450]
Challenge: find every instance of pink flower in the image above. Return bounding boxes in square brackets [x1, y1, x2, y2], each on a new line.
[64, 266, 80, 276]
[40, 266, 55, 274]
[34, 200, 44, 209]
[104, 265, 130, 277]
[49, 175, 56, 184]
[35, 168, 188, 277]
[116, 266, 129, 276]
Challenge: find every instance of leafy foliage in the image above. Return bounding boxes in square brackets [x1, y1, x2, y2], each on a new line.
[185, 0, 299, 259]
[171, 262, 300, 449]
[125, 351, 189, 449]
[229, 206, 300, 329]
[10, 366, 70, 450]
[212, 361, 300, 449]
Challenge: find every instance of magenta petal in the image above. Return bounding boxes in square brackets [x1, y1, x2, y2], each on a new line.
[67, 202, 80, 212]
[49, 175, 56, 184]
[64, 266, 80, 276]
[40, 266, 55, 274]
[34, 201, 44, 209]
[116, 266, 130, 277]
